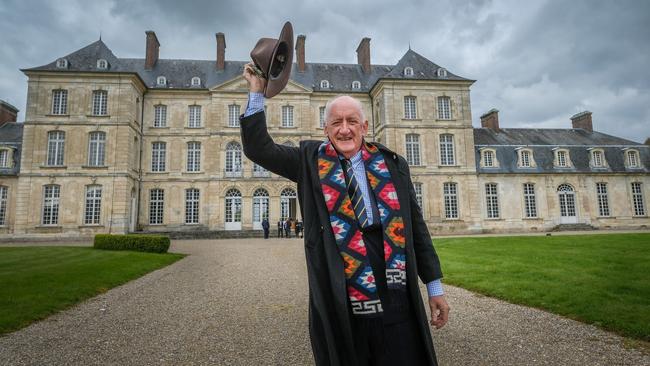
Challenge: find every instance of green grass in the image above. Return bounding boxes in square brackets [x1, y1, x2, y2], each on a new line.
[435, 233, 650, 341]
[0, 246, 186, 335]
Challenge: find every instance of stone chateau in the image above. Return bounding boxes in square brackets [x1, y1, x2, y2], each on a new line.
[0, 31, 648, 239]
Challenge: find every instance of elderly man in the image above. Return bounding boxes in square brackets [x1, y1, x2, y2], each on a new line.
[241, 63, 449, 366]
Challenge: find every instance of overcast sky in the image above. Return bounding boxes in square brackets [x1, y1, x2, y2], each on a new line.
[1, 0, 648, 142]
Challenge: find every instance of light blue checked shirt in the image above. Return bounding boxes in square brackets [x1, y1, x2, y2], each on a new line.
[244, 93, 443, 297]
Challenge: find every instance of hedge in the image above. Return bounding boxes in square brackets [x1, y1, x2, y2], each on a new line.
[93, 234, 171, 253]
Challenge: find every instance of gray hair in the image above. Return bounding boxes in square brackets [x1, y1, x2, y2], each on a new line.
[323, 95, 366, 126]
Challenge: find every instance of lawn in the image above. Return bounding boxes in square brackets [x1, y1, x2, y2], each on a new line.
[434, 233, 650, 341]
[0, 246, 186, 335]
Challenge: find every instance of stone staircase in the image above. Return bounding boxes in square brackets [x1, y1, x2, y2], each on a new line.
[550, 223, 597, 232]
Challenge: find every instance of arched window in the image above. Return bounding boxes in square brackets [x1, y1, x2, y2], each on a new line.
[437, 68, 448, 78]
[156, 76, 167, 86]
[225, 188, 242, 227]
[404, 67, 414, 76]
[280, 187, 297, 220]
[225, 141, 242, 176]
[320, 80, 330, 88]
[56, 58, 68, 69]
[97, 59, 108, 69]
[253, 188, 270, 227]
[191, 77, 201, 86]
[557, 183, 576, 219]
[88, 131, 106, 166]
[352, 81, 361, 89]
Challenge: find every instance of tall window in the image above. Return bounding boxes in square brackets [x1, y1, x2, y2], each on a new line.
[228, 104, 241, 127]
[592, 150, 604, 167]
[151, 142, 166, 172]
[520, 150, 531, 167]
[88, 131, 106, 166]
[437, 96, 451, 120]
[404, 96, 417, 119]
[631, 182, 645, 216]
[405, 134, 421, 166]
[92, 90, 108, 116]
[225, 188, 242, 223]
[280, 188, 297, 220]
[42, 185, 60, 225]
[483, 150, 494, 167]
[485, 183, 499, 218]
[443, 182, 458, 219]
[253, 188, 270, 223]
[596, 182, 610, 217]
[84, 185, 102, 225]
[52, 90, 68, 115]
[439, 134, 455, 165]
[187, 142, 201, 172]
[47, 131, 65, 166]
[282, 105, 294, 127]
[319, 106, 326, 128]
[413, 182, 423, 213]
[188, 105, 202, 128]
[0, 150, 8, 168]
[627, 151, 640, 168]
[154, 105, 167, 127]
[185, 188, 200, 224]
[557, 150, 568, 167]
[225, 141, 242, 176]
[0, 186, 7, 226]
[149, 189, 164, 224]
[523, 183, 537, 218]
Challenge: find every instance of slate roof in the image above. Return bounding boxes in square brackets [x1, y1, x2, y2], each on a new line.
[22, 39, 472, 92]
[474, 128, 650, 174]
[0, 122, 24, 176]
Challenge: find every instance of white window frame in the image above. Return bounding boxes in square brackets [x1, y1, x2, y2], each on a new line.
[281, 105, 294, 128]
[154, 104, 167, 128]
[523, 183, 537, 218]
[319, 106, 326, 128]
[405, 134, 421, 166]
[225, 188, 242, 223]
[87, 131, 106, 166]
[596, 182, 610, 217]
[404, 96, 417, 119]
[97, 59, 108, 69]
[0, 149, 9, 168]
[47, 131, 65, 166]
[185, 188, 200, 224]
[439, 134, 455, 166]
[437, 96, 451, 120]
[631, 182, 646, 216]
[52, 89, 68, 115]
[157, 76, 167, 86]
[280, 188, 297, 221]
[228, 104, 241, 127]
[404, 67, 414, 76]
[149, 189, 164, 225]
[188, 105, 202, 128]
[151, 141, 166, 172]
[186, 141, 201, 172]
[627, 150, 640, 168]
[443, 182, 459, 219]
[485, 183, 500, 219]
[56, 58, 68, 69]
[437, 68, 448, 78]
[352, 81, 361, 89]
[42, 185, 60, 225]
[191, 77, 201, 86]
[320, 80, 329, 88]
[92, 90, 108, 116]
[0, 186, 7, 226]
[592, 150, 604, 168]
[253, 188, 270, 224]
[481, 149, 496, 168]
[84, 185, 102, 225]
[555, 149, 570, 167]
[225, 141, 242, 176]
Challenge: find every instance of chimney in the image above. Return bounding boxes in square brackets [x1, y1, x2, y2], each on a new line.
[356, 37, 371, 74]
[295, 34, 306, 72]
[144, 31, 160, 70]
[216, 32, 226, 71]
[571, 111, 593, 132]
[0, 99, 19, 127]
[644, 137, 650, 146]
[480, 109, 500, 130]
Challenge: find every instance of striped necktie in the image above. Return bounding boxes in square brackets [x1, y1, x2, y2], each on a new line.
[342, 159, 370, 229]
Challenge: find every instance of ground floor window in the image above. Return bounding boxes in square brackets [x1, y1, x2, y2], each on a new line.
[84, 185, 102, 225]
[523, 183, 537, 218]
[443, 182, 458, 219]
[0, 186, 7, 226]
[631, 182, 645, 216]
[596, 183, 610, 217]
[42, 185, 60, 225]
[149, 189, 164, 225]
[185, 188, 200, 224]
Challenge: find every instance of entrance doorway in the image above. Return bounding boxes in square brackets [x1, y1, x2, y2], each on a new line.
[280, 187, 297, 220]
[225, 188, 242, 230]
[557, 184, 577, 224]
[252, 188, 269, 230]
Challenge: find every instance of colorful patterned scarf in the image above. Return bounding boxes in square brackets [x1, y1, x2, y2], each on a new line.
[318, 140, 407, 316]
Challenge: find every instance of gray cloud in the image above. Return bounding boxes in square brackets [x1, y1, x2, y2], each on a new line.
[1, 0, 648, 142]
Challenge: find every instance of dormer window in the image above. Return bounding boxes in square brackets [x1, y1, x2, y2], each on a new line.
[0, 148, 12, 168]
[156, 76, 167, 86]
[480, 148, 498, 168]
[437, 68, 448, 78]
[553, 148, 572, 168]
[404, 67, 414, 76]
[626, 149, 641, 168]
[589, 149, 607, 168]
[56, 58, 68, 69]
[191, 77, 201, 86]
[320, 80, 329, 88]
[516, 148, 535, 168]
[97, 59, 108, 69]
[351, 81, 361, 89]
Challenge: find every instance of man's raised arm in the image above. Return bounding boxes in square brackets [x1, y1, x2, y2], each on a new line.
[239, 63, 300, 183]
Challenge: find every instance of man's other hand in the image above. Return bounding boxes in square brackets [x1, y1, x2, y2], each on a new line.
[243, 62, 267, 93]
[429, 295, 450, 329]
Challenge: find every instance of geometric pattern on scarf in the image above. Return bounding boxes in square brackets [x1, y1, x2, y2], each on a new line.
[318, 140, 407, 316]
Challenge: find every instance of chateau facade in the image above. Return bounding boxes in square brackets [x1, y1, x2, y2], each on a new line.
[0, 31, 648, 239]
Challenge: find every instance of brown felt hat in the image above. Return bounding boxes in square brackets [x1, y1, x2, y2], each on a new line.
[250, 21, 294, 98]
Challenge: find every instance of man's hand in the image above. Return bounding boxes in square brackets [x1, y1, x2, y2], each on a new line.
[243, 62, 267, 93]
[429, 295, 450, 329]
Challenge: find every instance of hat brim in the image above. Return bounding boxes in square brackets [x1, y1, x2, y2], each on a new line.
[264, 22, 294, 98]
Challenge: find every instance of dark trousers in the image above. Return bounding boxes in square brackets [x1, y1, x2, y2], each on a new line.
[263, 229, 269, 239]
[351, 226, 430, 365]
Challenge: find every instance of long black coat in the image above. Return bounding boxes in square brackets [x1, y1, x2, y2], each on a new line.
[240, 111, 443, 365]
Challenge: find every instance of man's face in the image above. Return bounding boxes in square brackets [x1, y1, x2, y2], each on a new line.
[324, 97, 369, 159]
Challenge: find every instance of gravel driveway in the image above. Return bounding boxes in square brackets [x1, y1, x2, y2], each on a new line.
[0, 238, 647, 365]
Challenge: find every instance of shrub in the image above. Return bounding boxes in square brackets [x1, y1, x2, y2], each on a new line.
[94, 234, 170, 253]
